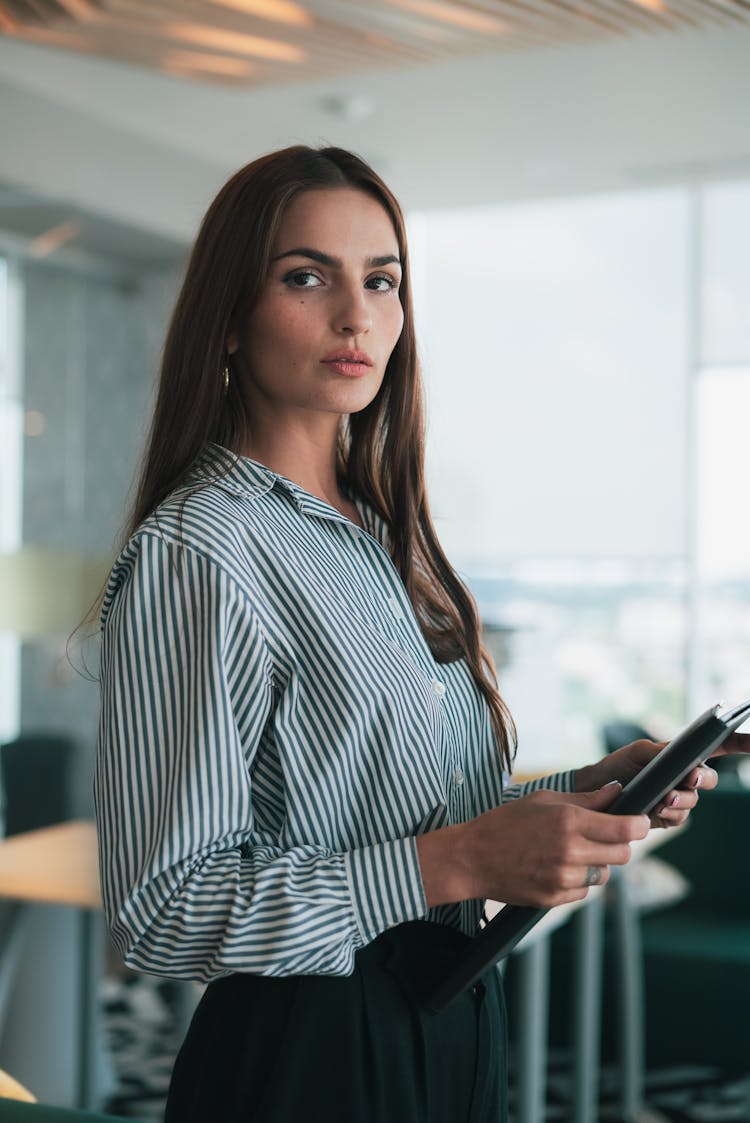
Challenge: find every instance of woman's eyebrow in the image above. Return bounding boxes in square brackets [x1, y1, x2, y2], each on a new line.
[272, 247, 401, 268]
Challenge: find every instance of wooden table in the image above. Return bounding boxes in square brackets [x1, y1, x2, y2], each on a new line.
[0, 821, 102, 1109]
[0, 821, 100, 910]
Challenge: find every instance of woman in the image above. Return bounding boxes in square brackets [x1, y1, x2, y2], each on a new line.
[95, 145, 726, 1123]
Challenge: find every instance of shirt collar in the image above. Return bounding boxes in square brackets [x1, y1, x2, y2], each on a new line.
[187, 443, 275, 498]
[189, 444, 389, 544]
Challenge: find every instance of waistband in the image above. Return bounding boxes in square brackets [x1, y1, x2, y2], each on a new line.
[358, 920, 478, 1010]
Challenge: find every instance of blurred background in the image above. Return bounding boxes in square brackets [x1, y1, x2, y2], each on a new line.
[0, 2, 749, 1120]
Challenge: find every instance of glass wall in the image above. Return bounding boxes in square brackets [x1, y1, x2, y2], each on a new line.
[694, 181, 750, 719]
[696, 368, 750, 712]
[409, 181, 750, 772]
[0, 256, 23, 745]
[0, 252, 179, 772]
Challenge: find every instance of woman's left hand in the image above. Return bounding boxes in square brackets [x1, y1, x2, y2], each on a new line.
[575, 732, 750, 829]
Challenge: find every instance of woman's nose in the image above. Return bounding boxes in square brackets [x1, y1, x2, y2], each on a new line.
[332, 285, 372, 336]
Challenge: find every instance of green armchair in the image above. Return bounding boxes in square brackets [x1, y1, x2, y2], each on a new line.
[640, 783, 750, 1074]
[0, 1103, 130, 1122]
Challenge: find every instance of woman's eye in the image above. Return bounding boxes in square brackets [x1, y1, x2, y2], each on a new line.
[366, 274, 398, 292]
[285, 270, 322, 288]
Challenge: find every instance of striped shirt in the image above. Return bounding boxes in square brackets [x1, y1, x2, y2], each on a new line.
[95, 443, 573, 983]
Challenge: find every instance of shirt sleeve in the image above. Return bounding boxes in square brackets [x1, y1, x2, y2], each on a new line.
[94, 531, 426, 983]
[502, 769, 576, 802]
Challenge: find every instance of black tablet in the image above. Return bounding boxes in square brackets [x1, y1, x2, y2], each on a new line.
[424, 697, 750, 1014]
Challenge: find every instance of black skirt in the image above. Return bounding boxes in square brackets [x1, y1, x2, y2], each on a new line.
[165, 919, 507, 1123]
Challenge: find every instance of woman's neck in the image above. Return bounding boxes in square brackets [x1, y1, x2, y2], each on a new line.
[238, 427, 362, 526]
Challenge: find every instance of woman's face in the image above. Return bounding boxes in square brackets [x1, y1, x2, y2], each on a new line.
[230, 187, 404, 429]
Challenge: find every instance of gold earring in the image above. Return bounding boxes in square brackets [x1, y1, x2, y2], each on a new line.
[222, 365, 230, 395]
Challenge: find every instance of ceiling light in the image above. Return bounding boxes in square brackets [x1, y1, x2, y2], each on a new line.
[387, 0, 506, 34]
[628, 0, 668, 11]
[164, 21, 305, 61]
[204, 0, 312, 25]
[55, 0, 99, 20]
[163, 49, 255, 77]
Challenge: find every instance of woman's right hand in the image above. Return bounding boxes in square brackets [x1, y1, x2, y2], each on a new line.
[416, 783, 650, 910]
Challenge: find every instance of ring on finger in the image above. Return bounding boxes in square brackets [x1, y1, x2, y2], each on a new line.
[584, 865, 604, 888]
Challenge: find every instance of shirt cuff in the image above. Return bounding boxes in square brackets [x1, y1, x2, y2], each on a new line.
[553, 768, 576, 793]
[507, 768, 577, 799]
[344, 836, 428, 946]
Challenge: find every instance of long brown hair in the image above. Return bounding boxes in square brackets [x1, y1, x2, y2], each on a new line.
[125, 145, 515, 769]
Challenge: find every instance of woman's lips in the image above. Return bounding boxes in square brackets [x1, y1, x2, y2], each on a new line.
[320, 351, 374, 378]
[320, 358, 372, 378]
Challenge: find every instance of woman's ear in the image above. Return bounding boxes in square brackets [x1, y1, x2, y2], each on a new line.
[226, 332, 239, 356]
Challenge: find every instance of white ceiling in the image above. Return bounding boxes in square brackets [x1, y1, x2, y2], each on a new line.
[0, 13, 748, 265]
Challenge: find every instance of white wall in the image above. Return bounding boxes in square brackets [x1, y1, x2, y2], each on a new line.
[0, 25, 749, 240]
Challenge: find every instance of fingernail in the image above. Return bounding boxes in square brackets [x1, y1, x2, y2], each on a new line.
[668, 792, 679, 807]
[694, 771, 703, 788]
[603, 780, 622, 789]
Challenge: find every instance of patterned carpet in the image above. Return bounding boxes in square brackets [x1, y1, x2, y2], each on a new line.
[101, 974, 184, 1120]
[510, 1049, 750, 1122]
[622, 1067, 750, 1122]
[101, 975, 750, 1122]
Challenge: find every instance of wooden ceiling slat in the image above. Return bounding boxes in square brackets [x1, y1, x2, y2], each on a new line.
[469, 0, 627, 44]
[200, 0, 469, 52]
[654, 0, 733, 27]
[1, 0, 748, 88]
[463, 0, 615, 27]
[687, 0, 750, 22]
[496, 0, 628, 33]
[586, 0, 689, 33]
[315, 5, 479, 49]
[484, 0, 743, 26]
[536, 0, 632, 34]
[0, 3, 21, 31]
[13, 20, 272, 82]
[317, 0, 511, 44]
[106, 0, 434, 62]
[624, 0, 737, 31]
[430, 0, 583, 34]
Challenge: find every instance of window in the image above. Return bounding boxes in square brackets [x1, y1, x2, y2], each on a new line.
[409, 182, 750, 771]
[695, 368, 750, 712]
[0, 256, 24, 743]
[691, 180, 750, 729]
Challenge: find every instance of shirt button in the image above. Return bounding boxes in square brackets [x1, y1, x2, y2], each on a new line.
[432, 678, 447, 698]
[454, 768, 465, 787]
